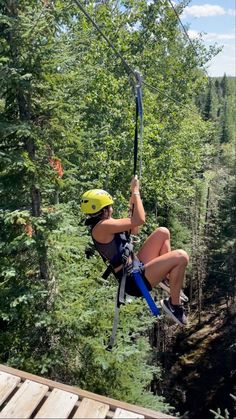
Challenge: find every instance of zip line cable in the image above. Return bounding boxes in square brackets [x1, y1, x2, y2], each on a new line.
[142, 80, 183, 106]
[72, 0, 202, 117]
[74, 0, 144, 179]
[166, 0, 215, 67]
[73, 0, 136, 78]
[143, 80, 201, 117]
[167, 0, 200, 58]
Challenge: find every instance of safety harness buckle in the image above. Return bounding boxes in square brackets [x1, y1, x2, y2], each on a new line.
[132, 258, 142, 273]
[122, 242, 133, 263]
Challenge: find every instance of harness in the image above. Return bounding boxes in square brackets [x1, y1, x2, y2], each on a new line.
[107, 243, 160, 350]
[90, 225, 160, 350]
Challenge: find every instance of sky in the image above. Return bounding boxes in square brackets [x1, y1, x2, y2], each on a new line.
[179, 0, 236, 77]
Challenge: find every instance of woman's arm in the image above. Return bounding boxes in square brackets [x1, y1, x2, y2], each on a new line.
[129, 176, 145, 226]
[129, 177, 145, 234]
[93, 217, 134, 243]
[95, 177, 145, 239]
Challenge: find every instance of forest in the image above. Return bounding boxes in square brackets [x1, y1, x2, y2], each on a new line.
[0, 1, 235, 418]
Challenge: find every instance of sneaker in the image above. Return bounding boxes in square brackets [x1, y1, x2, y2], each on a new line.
[159, 278, 189, 303]
[161, 297, 187, 326]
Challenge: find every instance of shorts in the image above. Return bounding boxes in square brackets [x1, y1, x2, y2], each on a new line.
[115, 265, 152, 298]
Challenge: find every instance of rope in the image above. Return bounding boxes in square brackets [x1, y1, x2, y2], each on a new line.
[133, 71, 143, 179]
[133, 95, 139, 177]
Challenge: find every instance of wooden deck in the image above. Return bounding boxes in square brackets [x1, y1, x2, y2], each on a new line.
[0, 364, 176, 419]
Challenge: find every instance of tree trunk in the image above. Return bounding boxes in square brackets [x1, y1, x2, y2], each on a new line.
[7, 0, 50, 282]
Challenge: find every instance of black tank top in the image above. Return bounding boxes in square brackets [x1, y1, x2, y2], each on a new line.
[92, 231, 128, 268]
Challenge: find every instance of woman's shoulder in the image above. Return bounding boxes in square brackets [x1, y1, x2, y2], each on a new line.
[93, 217, 131, 240]
[92, 219, 114, 243]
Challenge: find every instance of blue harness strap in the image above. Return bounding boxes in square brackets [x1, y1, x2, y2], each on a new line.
[106, 259, 160, 350]
[132, 259, 160, 317]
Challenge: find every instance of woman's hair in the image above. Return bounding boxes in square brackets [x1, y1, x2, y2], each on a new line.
[84, 205, 110, 227]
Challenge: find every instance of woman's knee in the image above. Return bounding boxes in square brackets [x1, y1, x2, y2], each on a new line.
[174, 249, 189, 265]
[156, 226, 170, 240]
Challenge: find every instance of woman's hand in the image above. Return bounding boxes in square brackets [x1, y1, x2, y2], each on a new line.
[131, 176, 140, 194]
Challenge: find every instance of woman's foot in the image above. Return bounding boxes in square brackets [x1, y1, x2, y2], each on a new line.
[161, 297, 187, 326]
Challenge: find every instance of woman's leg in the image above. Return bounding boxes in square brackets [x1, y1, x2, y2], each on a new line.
[138, 227, 189, 302]
[139, 249, 189, 305]
[138, 227, 171, 264]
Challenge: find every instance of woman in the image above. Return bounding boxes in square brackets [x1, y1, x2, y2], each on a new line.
[81, 176, 189, 326]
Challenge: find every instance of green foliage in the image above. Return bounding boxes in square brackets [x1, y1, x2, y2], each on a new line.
[0, 0, 234, 415]
[195, 75, 236, 303]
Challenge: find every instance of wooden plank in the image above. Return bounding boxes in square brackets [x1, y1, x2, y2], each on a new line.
[0, 372, 20, 406]
[113, 408, 144, 418]
[0, 365, 176, 419]
[0, 379, 48, 418]
[73, 398, 110, 418]
[35, 388, 78, 418]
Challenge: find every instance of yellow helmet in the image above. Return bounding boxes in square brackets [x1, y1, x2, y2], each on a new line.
[81, 189, 114, 214]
